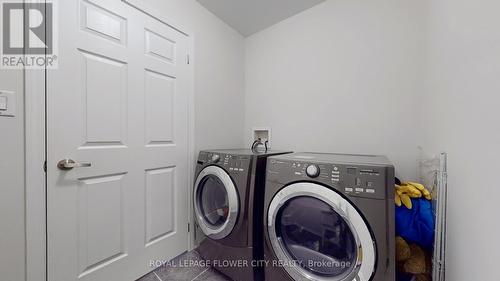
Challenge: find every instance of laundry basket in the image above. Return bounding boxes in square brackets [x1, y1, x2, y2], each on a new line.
[418, 151, 448, 281]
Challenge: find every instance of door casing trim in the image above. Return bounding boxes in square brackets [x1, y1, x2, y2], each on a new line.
[25, 56, 47, 281]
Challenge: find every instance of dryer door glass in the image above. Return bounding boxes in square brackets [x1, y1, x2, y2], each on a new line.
[276, 196, 357, 277]
[198, 175, 229, 227]
[268, 183, 376, 281]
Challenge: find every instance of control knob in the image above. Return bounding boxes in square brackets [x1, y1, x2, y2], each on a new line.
[306, 164, 320, 178]
[211, 154, 220, 163]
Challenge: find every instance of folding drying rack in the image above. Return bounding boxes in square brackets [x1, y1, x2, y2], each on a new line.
[418, 152, 448, 281]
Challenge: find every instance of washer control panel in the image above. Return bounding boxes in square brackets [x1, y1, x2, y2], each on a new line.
[267, 158, 390, 200]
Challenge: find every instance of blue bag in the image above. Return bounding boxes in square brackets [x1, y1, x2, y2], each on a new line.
[395, 198, 435, 250]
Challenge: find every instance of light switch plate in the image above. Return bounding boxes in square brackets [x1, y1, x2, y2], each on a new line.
[0, 91, 16, 117]
[0, 96, 6, 110]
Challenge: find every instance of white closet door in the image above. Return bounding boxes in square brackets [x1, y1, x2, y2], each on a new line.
[47, 0, 191, 280]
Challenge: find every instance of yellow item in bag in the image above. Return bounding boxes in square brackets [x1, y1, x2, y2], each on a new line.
[395, 182, 432, 209]
[407, 182, 432, 200]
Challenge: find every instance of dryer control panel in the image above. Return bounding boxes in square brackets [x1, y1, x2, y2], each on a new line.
[267, 158, 393, 200]
[198, 151, 251, 174]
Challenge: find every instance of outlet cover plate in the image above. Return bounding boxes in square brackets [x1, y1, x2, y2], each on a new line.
[252, 127, 272, 148]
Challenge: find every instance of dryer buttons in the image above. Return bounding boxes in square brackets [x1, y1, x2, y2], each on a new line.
[355, 178, 362, 186]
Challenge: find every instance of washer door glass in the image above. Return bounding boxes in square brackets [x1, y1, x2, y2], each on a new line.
[194, 166, 239, 240]
[198, 175, 229, 227]
[277, 196, 357, 277]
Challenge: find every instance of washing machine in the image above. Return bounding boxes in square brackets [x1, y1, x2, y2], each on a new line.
[263, 152, 395, 281]
[193, 149, 292, 281]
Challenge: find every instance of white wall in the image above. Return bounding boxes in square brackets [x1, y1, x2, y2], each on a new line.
[244, 0, 426, 180]
[142, 0, 246, 151]
[422, 0, 500, 279]
[0, 70, 25, 281]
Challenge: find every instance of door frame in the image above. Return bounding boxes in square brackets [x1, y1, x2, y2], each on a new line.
[25, 1, 196, 280]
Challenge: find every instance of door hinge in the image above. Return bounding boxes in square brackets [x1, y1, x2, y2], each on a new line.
[187, 54, 190, 65]
[187, 223, 191, 233]
[43, 161, 47, 173]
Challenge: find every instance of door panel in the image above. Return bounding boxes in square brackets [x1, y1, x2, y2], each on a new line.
[145, 167, 176, 246]
[80, 50, 128, 146]
[145, 29, 176, 63]
[78, 174, 127, 276]
[47, 0, 191, 280]
[144, 70, 175, 146]
[80, 0, 126, 44]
